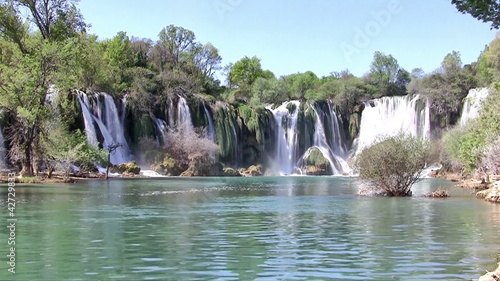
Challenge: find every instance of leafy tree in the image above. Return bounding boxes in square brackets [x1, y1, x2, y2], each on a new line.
[8, 0, 87, 41]
[130, 37, 152, 68]
[229, 56, 271, 88]
[451, 0, 500, 29]
[358, 134, 431, 197]
[286, 71, 319, 100]
[411, 51, 476, 125]
[150, 24, 196, 72]
[0, 37, 62, 176]
[481, 34, 500, 83]
[367, 51, 409, 97]
[42, 123, 103, 181]
[249, 77, 289, 105]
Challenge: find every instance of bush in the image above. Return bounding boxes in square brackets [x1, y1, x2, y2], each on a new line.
[480, 136, 500, 175]
[358, 134, 431, 196]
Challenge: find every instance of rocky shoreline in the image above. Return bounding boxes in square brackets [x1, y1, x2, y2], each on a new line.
[479, 264, 500, 281]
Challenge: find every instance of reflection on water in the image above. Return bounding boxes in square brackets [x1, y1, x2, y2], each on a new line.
[0, 177, 499, 280]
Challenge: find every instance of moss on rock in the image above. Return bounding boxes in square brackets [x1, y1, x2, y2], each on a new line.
[300, 147, 332, 175]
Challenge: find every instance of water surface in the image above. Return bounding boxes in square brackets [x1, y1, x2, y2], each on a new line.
[0, 177, 499, 280]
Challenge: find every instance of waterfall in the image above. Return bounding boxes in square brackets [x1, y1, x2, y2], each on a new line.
[203, 104, 216, 142]
[177, 96, 193, 131]
[269, 101, 301, 175]
[460, 88, 489, 126]
[310, 102, 351, 174]
[153, 118, 168, 146]
[78, 92, 132, 164]
[78, 93, 99, 146]
[356, 95, 430, 154]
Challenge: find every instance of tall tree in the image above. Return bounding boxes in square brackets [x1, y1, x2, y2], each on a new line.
[451, 0, 500, 29]
[0, 38, 61, 175]
[6, 0, 87, 41]
[367, 51, 409, 97]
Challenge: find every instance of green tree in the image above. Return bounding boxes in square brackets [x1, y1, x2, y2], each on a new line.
[8, 0, 87, 41]
[367, 51, 409, 97]
[229, 56, 270, 88]
[250, 77, 289, 105]
[150, 24, 196, 71]
[42, 123, 103, 181]
[451, 0, 500, 29]
[358, 134, 431, 197]
[0, 38, 61, 175]
[286, 71, 319, 100]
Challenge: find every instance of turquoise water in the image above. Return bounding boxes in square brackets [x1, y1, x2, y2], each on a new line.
[0, 177, 499, 280]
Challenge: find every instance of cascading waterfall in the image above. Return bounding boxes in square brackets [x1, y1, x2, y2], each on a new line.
[356, 95, 430, 154]
[310, 103, 351, 174]
[269, 101, 301, 175]
[177, 96, 193, 131]
[460, 88, 489, 126]
[78, 93, 99, 146]
[203, 104, 216, 142]
[153, 118, 168, 145]
[78, 92, 132, 164]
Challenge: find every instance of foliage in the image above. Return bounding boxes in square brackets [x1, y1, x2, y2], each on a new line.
[442, 87, 500, 173]
[0, 36, 62, 175]
[451, 0, 500, 29]
[409, 51, 476, 125]
[42, 123, 103, 180]
[480, 136, 500, 174]
[358, 134, 431, 196]
[366, 51, 410, 97]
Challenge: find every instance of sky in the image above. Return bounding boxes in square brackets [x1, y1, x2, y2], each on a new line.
[78, 0, 499, 79]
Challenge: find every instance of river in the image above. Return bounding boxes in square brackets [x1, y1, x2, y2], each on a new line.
[1, 177, 499, 280]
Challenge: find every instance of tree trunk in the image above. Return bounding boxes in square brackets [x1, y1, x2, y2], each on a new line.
[106, 153, 111, 179]
[21, 147, 33, 177]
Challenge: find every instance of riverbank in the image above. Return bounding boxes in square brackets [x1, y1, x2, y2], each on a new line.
[479, 264, 500, 281]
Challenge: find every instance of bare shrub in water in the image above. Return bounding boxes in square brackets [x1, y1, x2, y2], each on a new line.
[358, 133, 431, 197]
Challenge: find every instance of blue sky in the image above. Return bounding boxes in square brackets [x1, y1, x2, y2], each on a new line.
[79, 0, 498, 79]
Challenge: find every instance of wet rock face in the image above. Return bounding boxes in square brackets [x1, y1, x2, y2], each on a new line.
[300, 147, 332, 176]
[111, 161, 141, 175]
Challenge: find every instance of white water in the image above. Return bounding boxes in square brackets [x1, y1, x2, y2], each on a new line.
[311, 103, 351, 174]
[78, 93, 99, 146]
[177, 96, 193, 131]
[203, 104, 216, 142]
[153, 118, 168, 145]
[140, 169, 168, 177]
[269, 101, 301, 175]
[356, 95, 430, 154]
[78, 92, 132, 165]
[460, 88, 489, 126]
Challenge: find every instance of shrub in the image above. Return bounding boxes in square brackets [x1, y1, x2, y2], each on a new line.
[357, 134, 430, 196]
